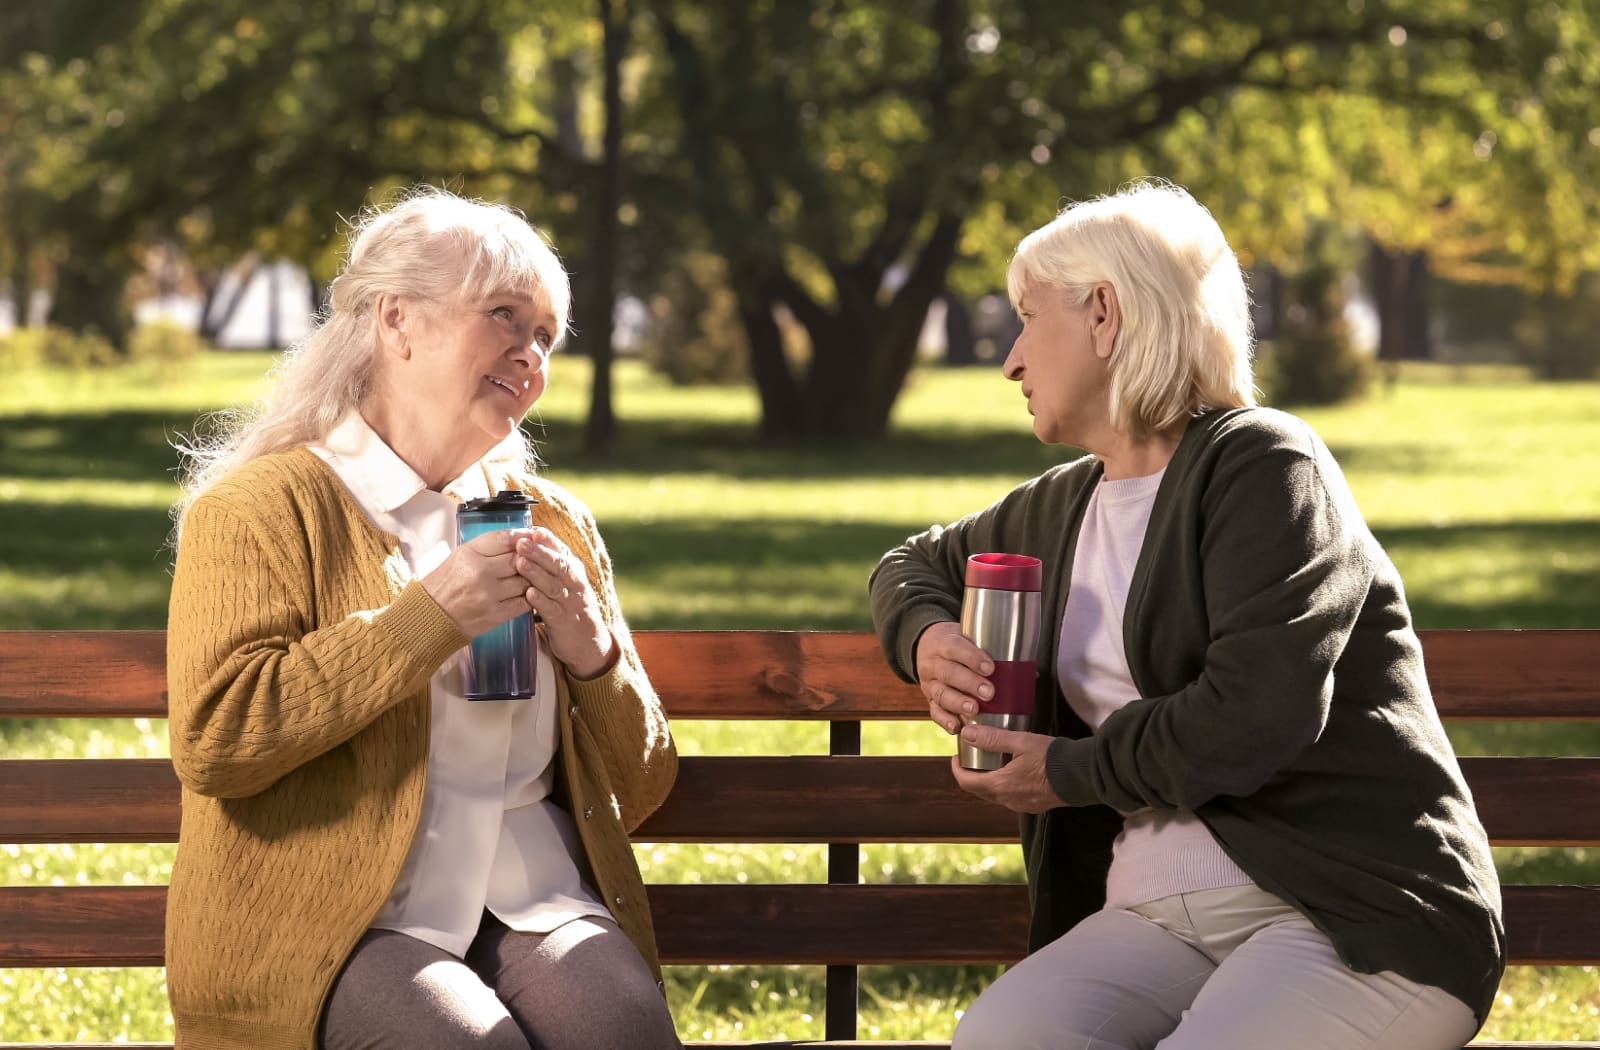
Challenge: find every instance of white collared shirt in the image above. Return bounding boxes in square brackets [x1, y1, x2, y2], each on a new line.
[310, 413, 609, 958]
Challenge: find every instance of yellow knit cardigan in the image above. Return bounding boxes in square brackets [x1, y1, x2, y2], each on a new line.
[165, 448, 678, 1050]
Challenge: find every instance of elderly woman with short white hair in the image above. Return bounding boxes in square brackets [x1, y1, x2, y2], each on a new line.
[166, 189, 680, 1050]
[870, 181, 1504, 1049]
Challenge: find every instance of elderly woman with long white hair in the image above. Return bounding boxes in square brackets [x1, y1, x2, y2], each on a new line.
[165, 189, 680, 1050]
[870, 181, 1504, 1049]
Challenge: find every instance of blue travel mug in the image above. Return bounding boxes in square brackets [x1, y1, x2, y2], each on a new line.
[456, 490, 539, 700]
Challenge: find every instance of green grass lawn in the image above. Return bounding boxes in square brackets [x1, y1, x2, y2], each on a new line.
[2, 352, 1598, 1041]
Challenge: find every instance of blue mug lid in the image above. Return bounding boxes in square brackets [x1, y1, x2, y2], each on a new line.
[458, 489, 539, 514]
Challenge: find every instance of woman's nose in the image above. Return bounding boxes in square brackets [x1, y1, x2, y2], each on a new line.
[1002, 340, 1024, 381]
[510, 338, 548, 369]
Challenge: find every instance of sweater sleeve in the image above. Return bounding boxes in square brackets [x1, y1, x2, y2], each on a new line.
[167, 497, 467, 799]
[1045, 439, 1376, 813]
[869, 484, 1032, 682]
[556, 492, 679, 833]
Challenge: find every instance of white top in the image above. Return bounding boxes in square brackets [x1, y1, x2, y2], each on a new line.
[310, 413, 609, 958]
[1056, 467, 1253, 910]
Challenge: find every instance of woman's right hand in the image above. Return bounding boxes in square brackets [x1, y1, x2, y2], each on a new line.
[915, 621, 996, 735]
[421, 529, 536, 638]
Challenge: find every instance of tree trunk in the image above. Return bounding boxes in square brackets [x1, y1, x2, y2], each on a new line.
[265, 260, 282, 349]
[50, 250, 133, 351]
[1369, 240, 1431, 374]
[737, 283, 804, 440]
[805, 214, 963, 438]
[10, 233, 33, 328]
[581, 0, 628, 456]
[943, 291, 977, 365]
[200, 258, 258, 343]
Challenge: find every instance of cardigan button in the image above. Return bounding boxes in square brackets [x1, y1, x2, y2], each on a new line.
[614, 895, 624, 906]
[584, 806, 594, 820]
[568, 702, 578, 717]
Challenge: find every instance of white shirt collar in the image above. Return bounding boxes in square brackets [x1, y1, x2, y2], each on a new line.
[318, 413, 513, 512]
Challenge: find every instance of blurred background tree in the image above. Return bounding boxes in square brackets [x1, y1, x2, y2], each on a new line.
[3, 0, 1599, 441]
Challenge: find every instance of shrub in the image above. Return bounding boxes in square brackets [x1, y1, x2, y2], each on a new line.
[1514, 276, 1600, 380]
[0, 325, 119, 371]
[128, 319, 205, 369]
[1259, 241, 1373, 407]
[637, 251, 750, 386]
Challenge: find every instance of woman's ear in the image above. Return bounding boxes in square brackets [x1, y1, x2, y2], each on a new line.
[1090, 282, 1121, 361]
[375, 293, 412, 360]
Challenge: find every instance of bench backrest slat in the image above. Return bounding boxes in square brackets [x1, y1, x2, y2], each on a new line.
[5, 756, 1600, 847]
[3, 630, 1598, 721]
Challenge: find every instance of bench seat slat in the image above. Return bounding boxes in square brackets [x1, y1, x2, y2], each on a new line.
[0, 1042, 1594, 1049]
[2, 630, 1598, 721]
[5, 756, 1600, 847]
[0, 1037, 1593, 1043]
[1, 884, 1595, 968]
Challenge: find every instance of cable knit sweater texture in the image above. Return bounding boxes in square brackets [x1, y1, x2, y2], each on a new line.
[165, 447, 678, 1050]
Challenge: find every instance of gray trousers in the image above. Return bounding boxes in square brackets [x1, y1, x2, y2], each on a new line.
[318, 912, 681, 1050]
[953, 884, 1480, 1050]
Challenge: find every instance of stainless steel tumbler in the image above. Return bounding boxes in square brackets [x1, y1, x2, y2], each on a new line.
[958, 553, 1043, 771]
[457, 490, 539, 701]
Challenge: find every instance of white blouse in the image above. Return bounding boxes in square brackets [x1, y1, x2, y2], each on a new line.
[310, 413, 609, 958]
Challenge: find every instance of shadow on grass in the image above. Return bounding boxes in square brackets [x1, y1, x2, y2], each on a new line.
[0, 499, 175, 573]
[2, 472, 1595, 633]
[534, 416, 1073, 480]
[0, 499, 174, 629]
[2, 406, 1071, 484]
[1374, 520, 1600, 628]
[602, 517, 930, 631]
[0, 410, 191, 484]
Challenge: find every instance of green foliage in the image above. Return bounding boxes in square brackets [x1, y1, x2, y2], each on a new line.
[635, 250, 750, 386]
[126, 319, 204, 374]
[1259, 230, 1375, 407]
[9, 1, 1600, 431]
[0, 325, 118, 370]
[1515, 274, 1600, 380]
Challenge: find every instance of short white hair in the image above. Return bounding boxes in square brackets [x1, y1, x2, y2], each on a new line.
[174, 187, 567, 533]
[1007, 180, 1255, 437]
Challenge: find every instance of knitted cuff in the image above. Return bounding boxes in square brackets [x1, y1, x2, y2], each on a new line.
[1044, 735, 1099, 808]
[373, 580, 470, 683]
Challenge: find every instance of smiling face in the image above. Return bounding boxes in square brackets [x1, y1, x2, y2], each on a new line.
[372, 279, 560, 474]
[1002, 279, 1115, 447]
[422, 286, 558, 451]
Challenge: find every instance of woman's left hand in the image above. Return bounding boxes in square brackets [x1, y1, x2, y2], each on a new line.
[951, 725, 1066, 814]
[514, 529, 616, 679]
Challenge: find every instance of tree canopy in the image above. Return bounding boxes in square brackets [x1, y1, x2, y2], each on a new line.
[4, 0, 1597, 436]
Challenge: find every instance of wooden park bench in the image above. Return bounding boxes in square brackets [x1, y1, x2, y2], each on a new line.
[1, 628, 1597, 1049]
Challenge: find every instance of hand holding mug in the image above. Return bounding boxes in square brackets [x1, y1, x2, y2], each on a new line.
[915, 621, 995, 735]
[514, 529, 615, 679]
[422, 529, 536, 638]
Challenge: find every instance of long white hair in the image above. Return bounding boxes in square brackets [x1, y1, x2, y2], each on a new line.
[172, 187, 569, 535]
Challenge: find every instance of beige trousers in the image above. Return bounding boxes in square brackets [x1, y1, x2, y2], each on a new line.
[953, 883, 1479, 1050]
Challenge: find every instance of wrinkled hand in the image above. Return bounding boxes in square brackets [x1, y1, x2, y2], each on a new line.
[914, 621, 996, 735]
[514, 529, 614, 679]
[952, 724, 1065, 814]
[421, 529, 538, 638]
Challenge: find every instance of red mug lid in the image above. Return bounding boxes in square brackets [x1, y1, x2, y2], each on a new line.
[964, 552, 1042, 591]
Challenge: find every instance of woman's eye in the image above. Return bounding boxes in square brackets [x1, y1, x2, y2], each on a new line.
[535, 331, 554, 351]
[491, 306, 514, 321]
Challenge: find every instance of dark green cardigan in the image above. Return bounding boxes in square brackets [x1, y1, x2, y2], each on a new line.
[869, 406, 1505, 1025]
